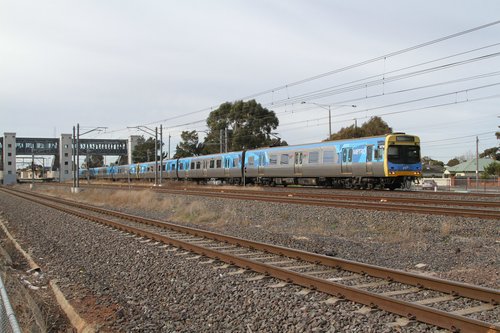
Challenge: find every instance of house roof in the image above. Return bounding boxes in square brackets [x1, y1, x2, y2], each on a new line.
[446, 158, 496, 173]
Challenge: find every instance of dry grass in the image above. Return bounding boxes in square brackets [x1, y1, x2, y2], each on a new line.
[172, 200, 218, 224]
[33, 186, 249, 227]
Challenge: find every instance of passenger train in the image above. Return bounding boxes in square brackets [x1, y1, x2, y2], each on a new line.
[83, 133, 422, 190]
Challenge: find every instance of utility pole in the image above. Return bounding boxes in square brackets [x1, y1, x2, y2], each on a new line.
[300, 101, 356, 140]
[127, 125, 158, 186]
[476, 136, 479, 189]
[31, 146, 34, 188]
[159, 124, 163, 186]
[168, 134, 171, 159]
[154, 126, 158, 186]
[76, 123, 80, 188]
[74, 124, 107, 192]
[86, 151, 90, 184]
[72, 126, 76, 189]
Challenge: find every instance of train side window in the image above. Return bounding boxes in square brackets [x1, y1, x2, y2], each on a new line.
[210, 160, 215, 168]
[348, 149, 353, 162]
[269, 155, 277, 165]
[233, 158, 238, 167]
[179, 163, 184, 170]
[280, 154, 289, 165]
[367, 146, 373, 162]
[309, 151, 319, 164]
[248, 156, 254, 166]
[191, 162, 195, 169]
[216, 160, 221, 168]
[342, 149, 347, 163]
[323, 150, 334, 163]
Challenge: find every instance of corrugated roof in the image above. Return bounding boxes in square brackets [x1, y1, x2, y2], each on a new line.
[446, 158, 496, 173]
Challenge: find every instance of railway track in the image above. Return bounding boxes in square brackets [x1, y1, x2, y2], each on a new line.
[43, 183, 500, 220]
[1, 187, 499, 332]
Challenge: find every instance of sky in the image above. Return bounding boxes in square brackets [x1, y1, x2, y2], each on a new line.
[1, 0, 499, 164]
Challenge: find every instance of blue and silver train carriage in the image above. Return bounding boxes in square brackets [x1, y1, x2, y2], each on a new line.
[89, 133, 422, 190]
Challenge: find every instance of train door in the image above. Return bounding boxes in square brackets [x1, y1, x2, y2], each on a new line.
[366, 145, 373, 174]
[224, 157, 231, 177]
[258, 152, 265, 176]
[294, 152, 303, 175]
[202, 160, 208, 177]
[341, 148, 353, 174]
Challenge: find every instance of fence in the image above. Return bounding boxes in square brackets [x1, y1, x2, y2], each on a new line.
[419, 177, 500, 193]
[0, 274, 21, 333]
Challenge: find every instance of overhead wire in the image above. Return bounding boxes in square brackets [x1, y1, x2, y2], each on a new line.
[118, 21, 500, 130]
[238, 20, 500, 100]
[94, 21, 500, 158]
[277, 93, 500, 131]
[268, 43, 500, 105]
[273, 71, 500, 119]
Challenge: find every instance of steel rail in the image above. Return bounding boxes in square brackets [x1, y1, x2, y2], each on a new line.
[86, 183, 500, 207]
[1, 187, 498, 333]
[160, 187, 500, 208]
[145, 188, 500, 220]
[42, 183, 500, 218]
[36, 182, 500, 199]
[4, 187, 499, 303]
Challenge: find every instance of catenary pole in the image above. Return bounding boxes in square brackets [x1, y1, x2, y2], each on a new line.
[159, 124, 163, 186]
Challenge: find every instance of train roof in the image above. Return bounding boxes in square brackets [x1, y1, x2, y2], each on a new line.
[246, 133, 418, 152]
[172, 133, 418, 161]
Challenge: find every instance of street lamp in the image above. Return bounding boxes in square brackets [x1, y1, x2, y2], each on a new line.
[128, 125, 163, 186]
[301, 101, 356, 139]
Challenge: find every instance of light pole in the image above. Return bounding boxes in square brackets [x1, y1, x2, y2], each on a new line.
[128, 126, 159, 186]
[301, 102, 356, 139]
[74, 124, 107, 191]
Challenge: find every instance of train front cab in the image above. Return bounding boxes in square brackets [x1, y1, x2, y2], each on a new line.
[383, 134, 422, 189]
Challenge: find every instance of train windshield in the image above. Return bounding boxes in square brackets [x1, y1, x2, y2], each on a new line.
[387, 145, 420, 164]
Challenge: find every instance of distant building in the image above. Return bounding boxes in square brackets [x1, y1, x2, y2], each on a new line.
[444, 158, 495, 177]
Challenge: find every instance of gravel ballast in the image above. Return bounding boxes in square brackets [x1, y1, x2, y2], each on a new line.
[0, 184, 498, 331]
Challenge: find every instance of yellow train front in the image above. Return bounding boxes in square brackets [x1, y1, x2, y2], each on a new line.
[381, 133, 422, 189]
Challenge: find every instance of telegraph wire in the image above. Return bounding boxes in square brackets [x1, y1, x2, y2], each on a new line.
[334, 83, 500, 118]
[266, 52, 500, 108]
[239, 20, 500, 100]
[273, 71, 500, 118]
[146, 56, 500, 133]
[136, 78, 500, 135]
[422, 131, 496, 144]
[277, 93, 500, 130]
[266, 42, 500, 107]
[123, 21, 500, 129]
